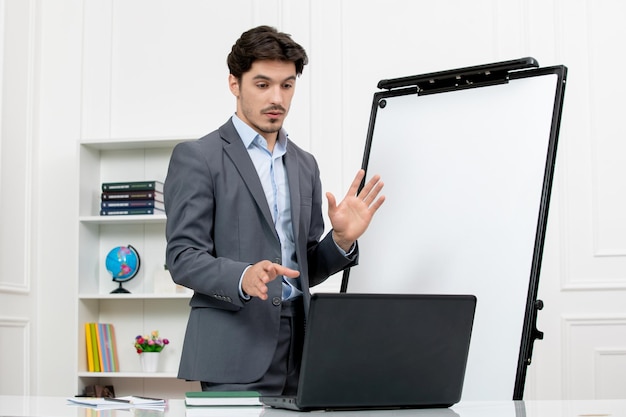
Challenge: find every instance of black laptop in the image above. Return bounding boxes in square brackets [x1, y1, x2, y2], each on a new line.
[260, 292, 476, 411]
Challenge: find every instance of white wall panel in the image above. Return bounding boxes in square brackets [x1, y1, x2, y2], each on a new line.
[564, 317, 626, 399]
[34, 0, 83, 396]
[589, 1, 626, 259]
[0, 0, 33, 293]
[594, 349, 626, 399]
[0, 319, 30, 395]
[0, 0, 36, 397]
[80, 0, 113, 139]
[556, 0, 626, 289]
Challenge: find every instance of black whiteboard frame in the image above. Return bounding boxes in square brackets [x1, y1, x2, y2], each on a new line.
[341, 58, 567, 400]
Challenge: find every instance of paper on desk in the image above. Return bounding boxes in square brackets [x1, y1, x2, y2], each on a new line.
[118, 396, 166, 406]
[67, 396, 166, 409]
[67, 397, 134, 409]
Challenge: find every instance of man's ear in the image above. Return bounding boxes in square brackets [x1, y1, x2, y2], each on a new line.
[228, 74, 240, 97]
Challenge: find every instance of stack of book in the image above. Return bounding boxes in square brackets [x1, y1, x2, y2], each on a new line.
[100, 180, 165, 216]
[85, 322, 120, 372]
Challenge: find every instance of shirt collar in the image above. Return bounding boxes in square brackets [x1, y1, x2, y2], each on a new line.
[232, 113, 288, 152]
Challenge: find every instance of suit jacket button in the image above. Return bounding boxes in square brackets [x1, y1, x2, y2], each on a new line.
[274, 258, 281, 265]
[272, 297, 281, 306]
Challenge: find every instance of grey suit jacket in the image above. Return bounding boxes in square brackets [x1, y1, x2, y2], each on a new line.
[164, 119, 358, 383]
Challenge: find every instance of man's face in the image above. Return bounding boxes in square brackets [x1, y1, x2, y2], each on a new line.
[229, 59, 297, 143]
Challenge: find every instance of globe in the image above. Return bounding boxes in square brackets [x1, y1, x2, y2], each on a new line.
[105, 245, 140, 293]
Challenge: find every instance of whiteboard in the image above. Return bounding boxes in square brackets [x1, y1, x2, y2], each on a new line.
[345, 62, 567, 400]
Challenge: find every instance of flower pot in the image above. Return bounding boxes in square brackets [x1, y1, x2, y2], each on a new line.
[140, 352, 160, 372]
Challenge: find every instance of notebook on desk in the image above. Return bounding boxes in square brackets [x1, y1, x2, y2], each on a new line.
[260, 292, 477, 411]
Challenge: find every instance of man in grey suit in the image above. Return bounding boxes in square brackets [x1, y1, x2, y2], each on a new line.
[164, 25, 385, 395]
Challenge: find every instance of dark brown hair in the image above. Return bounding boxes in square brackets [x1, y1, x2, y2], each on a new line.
[227, 25, 308, 80]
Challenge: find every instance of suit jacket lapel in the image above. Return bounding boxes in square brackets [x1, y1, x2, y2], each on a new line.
[219, 122, 277, 237]
[284, 142, 301, 247]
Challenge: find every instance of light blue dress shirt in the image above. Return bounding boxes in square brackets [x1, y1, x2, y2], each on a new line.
[232, 114, 303, 300]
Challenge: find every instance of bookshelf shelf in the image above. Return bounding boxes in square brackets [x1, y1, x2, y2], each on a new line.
[80, 136, 191, 151]
[77, 136, 200, 397]
[79, 215, 167, 224]
[78, 293, 191, 300]
[78, 371, 179, 378]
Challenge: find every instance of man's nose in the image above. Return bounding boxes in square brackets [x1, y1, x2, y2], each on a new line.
[269, 86, 283, 104]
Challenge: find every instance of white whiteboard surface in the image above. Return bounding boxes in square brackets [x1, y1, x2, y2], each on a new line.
[348, 72, 560, 400]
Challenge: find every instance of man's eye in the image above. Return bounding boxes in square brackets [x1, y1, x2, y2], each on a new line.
[283, 83, 293, 89]
[257, 83, 268, 88]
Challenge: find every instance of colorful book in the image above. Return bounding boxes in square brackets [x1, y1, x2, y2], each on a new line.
[95, 323, 108, 372]
[107, 324, 120, 372]
[89, 323, 101, 372]
[102, 323, 114, 372]
[100, 190, 164, 201]
[101, 199, 165, 210]
[85, 323, 95, 372]
[100, 207, 165, 216]
[185, 391, 262, 406]
[102, 180, 164, 193]
[85, 322, 120, 372]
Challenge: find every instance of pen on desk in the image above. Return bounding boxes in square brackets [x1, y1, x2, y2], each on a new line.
[104, 398, 131, 403]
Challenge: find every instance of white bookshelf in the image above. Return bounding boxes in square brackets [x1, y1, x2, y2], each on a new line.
[77, 137, 200, 398]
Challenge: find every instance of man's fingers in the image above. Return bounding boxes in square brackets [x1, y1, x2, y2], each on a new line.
[346, 169, 366, 197]
[364, 179, 384, 205]
[243, 261, 299, 300]
[326, 192, 337, 210]
[250, 273, 269, 299]
[276, 266, 300, 278]
[359, 174, 382, 198]
[264, 262, 299, 279]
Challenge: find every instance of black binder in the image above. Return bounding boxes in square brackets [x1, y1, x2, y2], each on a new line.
[341, 58, 567, 401]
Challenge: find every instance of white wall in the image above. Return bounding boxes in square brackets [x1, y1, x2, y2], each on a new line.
[0, 0, 39, 396]
[1, 0, 626, 400]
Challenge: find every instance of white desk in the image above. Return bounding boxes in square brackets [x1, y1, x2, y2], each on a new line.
[1, 396, 625, 417]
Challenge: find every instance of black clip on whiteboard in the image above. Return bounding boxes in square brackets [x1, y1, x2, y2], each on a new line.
[341, 58, 567, 401]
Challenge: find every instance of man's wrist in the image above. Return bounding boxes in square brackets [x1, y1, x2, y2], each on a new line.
[332, 231, 355, 255]
[239, 265, 252, 300]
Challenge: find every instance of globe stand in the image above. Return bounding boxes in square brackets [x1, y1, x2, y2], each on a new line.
[111, 282, 131, 294]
